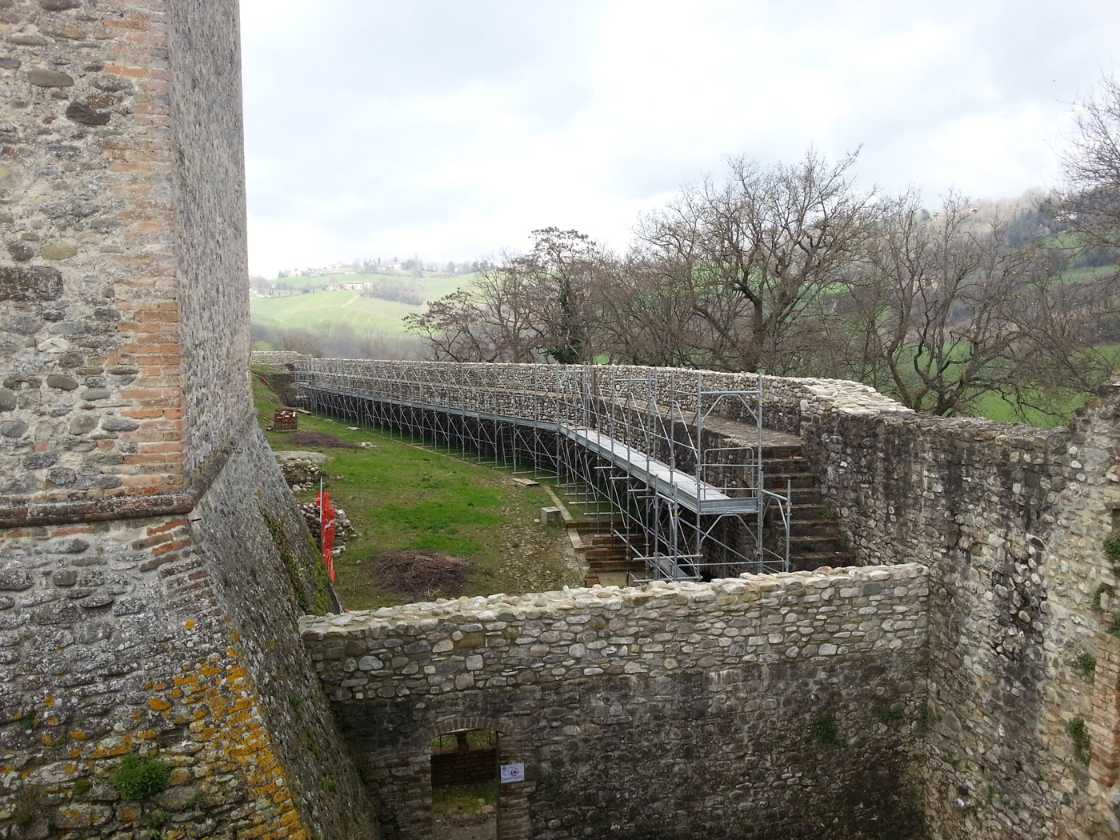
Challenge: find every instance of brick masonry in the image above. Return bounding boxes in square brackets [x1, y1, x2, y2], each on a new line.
[303, 564, 930, 840]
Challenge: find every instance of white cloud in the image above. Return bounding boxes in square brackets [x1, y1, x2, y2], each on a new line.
[239, 0, 1120, 276]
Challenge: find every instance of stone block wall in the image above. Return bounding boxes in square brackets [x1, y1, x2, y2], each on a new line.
[251, 350, 307, 368]
[0, 2, 377, 837]
[294, 358, 905, 437]
[302, 565, 930, 840]
[1, 0, 187, 519]
[801, 384, 1120, 838]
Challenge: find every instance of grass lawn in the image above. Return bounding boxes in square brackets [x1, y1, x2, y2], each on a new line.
[252, 374, 578, 610]
[253, 273, 472, 341]
[251, 289, 424, 338]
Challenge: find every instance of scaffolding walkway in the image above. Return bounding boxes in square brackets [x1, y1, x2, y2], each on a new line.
[296, 364, 792, 582]
[561, 428, 759, 516]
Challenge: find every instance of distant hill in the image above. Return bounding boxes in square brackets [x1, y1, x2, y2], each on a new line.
[251, 272, 471, 341]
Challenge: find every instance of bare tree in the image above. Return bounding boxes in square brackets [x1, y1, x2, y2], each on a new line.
[640, 149, 874, 373]
[406, 228, 605, 364]
[844, 193, 1112, 417]
[595, 251, 705, 367]
[1062, 76, 1120, 249]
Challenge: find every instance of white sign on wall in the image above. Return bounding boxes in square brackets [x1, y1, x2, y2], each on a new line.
[500, 762, 525, 784]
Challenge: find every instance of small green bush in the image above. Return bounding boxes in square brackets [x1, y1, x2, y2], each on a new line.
[1104, 534, 1120, 567]
[1074, 652, 1097, 680]
[1068, 718, 1091, 766]
[812, 714, 843, 747]
[13, 785, 45, 827]
[111, 754, 171, 800]
[874, 704, 905, 725]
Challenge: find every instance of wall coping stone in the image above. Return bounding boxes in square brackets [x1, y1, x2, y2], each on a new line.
[300, 563, 928, 639]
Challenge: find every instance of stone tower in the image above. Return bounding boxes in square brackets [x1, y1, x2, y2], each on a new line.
[0, 1, 375, 836]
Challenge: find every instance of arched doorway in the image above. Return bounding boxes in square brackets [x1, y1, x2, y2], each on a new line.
[430, 727, 499, 839]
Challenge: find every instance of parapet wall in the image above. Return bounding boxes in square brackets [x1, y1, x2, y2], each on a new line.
[295, 358, 907, 436]
[251, 350, 307, 367]
[303, 564, 930, 840]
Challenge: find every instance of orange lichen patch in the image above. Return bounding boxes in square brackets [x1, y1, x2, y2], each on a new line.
[157, 653, 311, 839]
[184, 618, 198, 631]
[149, 697, 172, 712]
[70, 729, 90, 741]
[91, 736, 133, 759]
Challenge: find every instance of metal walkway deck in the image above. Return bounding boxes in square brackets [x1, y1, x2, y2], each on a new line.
[562, 428, 759, 516]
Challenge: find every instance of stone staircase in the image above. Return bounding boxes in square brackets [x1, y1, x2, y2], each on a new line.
[572, 527, 647, 584]
[759, 441, 852, 572]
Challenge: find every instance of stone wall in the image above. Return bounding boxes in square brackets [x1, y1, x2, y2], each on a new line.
[251, 350, 307, 368]
[295, 358, 905, 437]
[168, 0, 255, 483]
[1, 0, 187, 521]
[302, 564, 930, 840]
[0, 2, 377, 837]
[298, 358, 1120, 838]
[802, 383, 1120, 838]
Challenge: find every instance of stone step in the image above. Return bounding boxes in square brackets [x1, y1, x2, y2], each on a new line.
[787, 535, 845, 554]
[788, 551, 851, 572]
[787, 520, 840, 538]
[760, 472, 818, 490]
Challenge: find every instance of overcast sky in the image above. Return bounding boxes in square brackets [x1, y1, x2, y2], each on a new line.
[239, 0, 1120, 277]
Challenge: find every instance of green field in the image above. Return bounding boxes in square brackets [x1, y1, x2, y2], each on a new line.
[252, 273, 471, 339]
[252, 373, 578, 610]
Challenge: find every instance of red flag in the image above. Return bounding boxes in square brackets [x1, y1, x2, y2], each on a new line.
[316, 490, 337, 582]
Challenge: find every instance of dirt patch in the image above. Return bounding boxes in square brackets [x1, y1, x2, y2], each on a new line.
[375, 550, 469, 599]
[288, 430, 358, 449]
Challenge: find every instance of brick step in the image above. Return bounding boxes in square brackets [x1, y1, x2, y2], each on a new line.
[760, 457, 809, 472]
[587, 558, 647, 573]
[580, 549, 633, 562]
[786, 488, 823, 504]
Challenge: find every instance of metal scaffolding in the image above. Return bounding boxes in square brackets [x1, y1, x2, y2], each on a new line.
[296, 363, 791, 582]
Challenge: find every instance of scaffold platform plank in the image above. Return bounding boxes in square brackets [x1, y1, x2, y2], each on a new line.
[562, 428, 759, 516]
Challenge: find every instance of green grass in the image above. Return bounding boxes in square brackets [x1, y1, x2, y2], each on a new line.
[252, 289, 424, 337]
[254, 273, 471, 341]
[432, 780, 497, 819]
[968, 391, 1089, 428]
[253, 376, 578, 610]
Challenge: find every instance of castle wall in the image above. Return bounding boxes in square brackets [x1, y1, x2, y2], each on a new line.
[167, 0, 255, 483]
[251, 350, 307, 368]
[298, 358, 1120, 838]
[0, 2, 377, 836]
[801, 387, 1120, 838]
[303, 565, 930, 840]
[0, 0, 186, 522]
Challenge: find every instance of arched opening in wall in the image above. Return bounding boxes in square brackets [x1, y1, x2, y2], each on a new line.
[431, 727, 499, 839]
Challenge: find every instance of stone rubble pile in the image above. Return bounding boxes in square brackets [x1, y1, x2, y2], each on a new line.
[301, 502, 356, 556]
